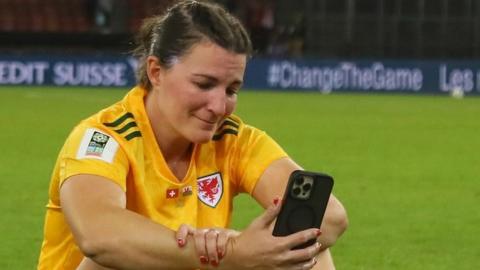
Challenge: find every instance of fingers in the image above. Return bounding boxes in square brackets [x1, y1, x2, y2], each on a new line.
[178, 226, 236, 267]
[194, 228, 239, 267]
[216, 230, 229, 260]
[277, 229, 322, 266]
[176, 225, 215, 265]
[283, 228, 321, 250]
[176, 224, 195, 248]
[217, 229, 240, 260]
[285, 241, 322, 264]
[205, 229, 220, 266]
[193, 229, 209, 265]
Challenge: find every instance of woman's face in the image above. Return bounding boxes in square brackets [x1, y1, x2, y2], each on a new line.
[149, 41, 247, 144]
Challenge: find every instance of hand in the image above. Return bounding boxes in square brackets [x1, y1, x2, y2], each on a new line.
[227, 201, 322, 270]
[176, 224, 240, 267]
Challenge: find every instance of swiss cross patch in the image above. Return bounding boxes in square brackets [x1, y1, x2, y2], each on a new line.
[197, 172, 223, 208]
[166, 188, 179, 199]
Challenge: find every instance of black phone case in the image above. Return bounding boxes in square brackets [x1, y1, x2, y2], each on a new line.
[272, 170, 334, 249]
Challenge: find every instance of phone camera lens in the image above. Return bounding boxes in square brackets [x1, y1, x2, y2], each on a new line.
[293, 187, 301, 196]
[295, 177, 304, 185]
[303, 183, 312, 191]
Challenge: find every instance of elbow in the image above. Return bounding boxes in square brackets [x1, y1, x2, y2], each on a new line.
[331, 199, 349, 234]
[333, 205, 349, 236]
[77, 235, 106, 259]
[76, 233, 119, 263]
[320, 196, 349, 247]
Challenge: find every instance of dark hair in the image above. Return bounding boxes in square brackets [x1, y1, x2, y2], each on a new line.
[133, 0, 252, 90]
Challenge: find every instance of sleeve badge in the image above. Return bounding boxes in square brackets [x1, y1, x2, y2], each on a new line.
[76, 128, 119, 163]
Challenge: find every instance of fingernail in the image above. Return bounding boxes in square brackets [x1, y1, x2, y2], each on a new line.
[211, 260, 219, 267]
[200, 256, 209, 264]
[218, 251, 224, 259]
[316, 229, 322, 237]
[273, 198, 279, 206]
[177, 238, 184, 247]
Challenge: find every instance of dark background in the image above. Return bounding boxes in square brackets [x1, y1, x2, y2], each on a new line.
[1, 0, 479, 59]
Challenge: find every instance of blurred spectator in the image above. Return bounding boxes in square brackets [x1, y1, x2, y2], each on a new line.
[266, 12, 305, 58]
[266, 26, 289, 57]
[224, 0, 305, 58]
[245, 0, 275, 54]
[286, 12, 305, 57]
[91, 0, 128, 33]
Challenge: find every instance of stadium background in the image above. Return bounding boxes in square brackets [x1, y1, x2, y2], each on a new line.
[1, 0, 479, 269]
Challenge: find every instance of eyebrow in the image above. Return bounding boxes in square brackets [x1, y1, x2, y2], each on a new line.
[192, 74, 243, 86]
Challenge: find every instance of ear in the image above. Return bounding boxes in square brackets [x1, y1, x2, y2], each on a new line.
[146, 56, 163, 87]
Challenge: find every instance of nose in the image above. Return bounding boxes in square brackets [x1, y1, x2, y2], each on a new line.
[206, 89, 227, 116]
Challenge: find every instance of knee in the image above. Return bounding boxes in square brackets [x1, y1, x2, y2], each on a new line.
[321, 195, 348, 246]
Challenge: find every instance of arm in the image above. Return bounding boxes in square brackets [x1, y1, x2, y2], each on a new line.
[64, 174, 323, 270]
[251, 157, 349, 268]
[60, 174, 206, 270]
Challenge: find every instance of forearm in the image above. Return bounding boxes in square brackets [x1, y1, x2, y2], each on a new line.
[61, 176, 212, 270]
[75, 206, 203, 270]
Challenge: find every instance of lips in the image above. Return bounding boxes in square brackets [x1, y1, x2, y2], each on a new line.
[200, 118, 216, 124]
[194, 115, 219, 128]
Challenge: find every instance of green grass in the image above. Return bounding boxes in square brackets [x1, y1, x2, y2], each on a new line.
[1, 86, 479, 269]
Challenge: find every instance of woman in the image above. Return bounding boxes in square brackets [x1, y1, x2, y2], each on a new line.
[37, 1, 348, 269]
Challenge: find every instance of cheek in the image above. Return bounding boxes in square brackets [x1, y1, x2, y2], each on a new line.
[225, 98, 237, 115]
[163, 81, 192, 106]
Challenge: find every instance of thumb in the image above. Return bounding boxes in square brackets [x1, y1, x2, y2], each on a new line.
[251, 198, 282, 229]
[176, 224, 195, 247]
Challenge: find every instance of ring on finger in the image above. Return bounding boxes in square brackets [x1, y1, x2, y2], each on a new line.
[207, 229, 219, 236]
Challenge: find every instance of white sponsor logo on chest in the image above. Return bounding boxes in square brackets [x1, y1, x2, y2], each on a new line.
[197, 172, 223, 208]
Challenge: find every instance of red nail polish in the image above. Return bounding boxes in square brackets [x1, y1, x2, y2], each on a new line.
[177, 239, 184, 247]
[273, 198, 279, 206]
[200, 256, 209, 264]
[211, 260, 219, 267]
[316, 230, 322, 237]
[218, 251, 224, 259]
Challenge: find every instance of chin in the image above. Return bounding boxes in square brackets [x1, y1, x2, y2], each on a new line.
[189, 132, 215, 144]
[192, 137, 213, 144]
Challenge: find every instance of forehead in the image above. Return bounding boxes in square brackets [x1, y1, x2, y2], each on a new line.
[176, 41, 247, 76]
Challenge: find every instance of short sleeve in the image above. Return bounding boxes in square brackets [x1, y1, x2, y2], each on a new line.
[232, 125, 288, 194]
[58, 125, 129, 191]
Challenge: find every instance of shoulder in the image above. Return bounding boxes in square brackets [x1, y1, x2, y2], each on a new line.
[83, 86, 145, 141]
[100, 110, 142, 142]
[211, 114, 271, 148]
[65, 87, 146, 153]
[212, 114, 260, 140]
[212, 115, 242, 141]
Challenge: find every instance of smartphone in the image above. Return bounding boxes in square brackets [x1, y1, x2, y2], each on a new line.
[272, 170, 334, 249]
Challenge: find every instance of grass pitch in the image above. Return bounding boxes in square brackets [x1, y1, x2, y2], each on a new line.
[0, 86, 479, 269]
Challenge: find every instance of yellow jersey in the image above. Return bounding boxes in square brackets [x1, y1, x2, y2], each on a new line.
[37, 86, 287, 269]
